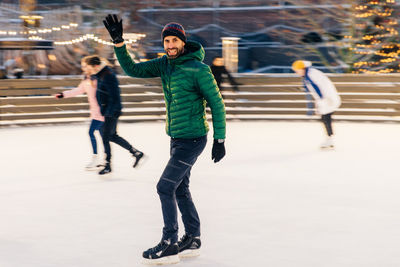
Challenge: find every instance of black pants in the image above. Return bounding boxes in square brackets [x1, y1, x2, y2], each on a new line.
[102, 113, 133, 162]
[321, 113, 334, 136]
[156, 135, 207, 243]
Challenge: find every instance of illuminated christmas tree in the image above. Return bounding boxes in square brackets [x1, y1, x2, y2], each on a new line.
[350, 0, 399, 73]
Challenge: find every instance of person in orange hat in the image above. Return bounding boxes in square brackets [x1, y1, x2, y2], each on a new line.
[292, 60, 341, 149]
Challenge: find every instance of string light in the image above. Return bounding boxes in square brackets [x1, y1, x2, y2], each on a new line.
[0, 17, 146, 47]
[0, 22, 79, 36]
[35, 22, 78, 34]
[28, 36, 43, 40]
[54, 33, 146, 46]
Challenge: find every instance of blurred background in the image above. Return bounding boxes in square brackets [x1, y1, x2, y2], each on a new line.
[3, 0, 397, 76]
[0, 0, 356, 75]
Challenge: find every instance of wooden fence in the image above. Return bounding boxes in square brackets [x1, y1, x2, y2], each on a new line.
[1, 74, 400, 126]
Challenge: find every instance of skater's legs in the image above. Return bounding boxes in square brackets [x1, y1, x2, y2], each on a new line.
[107, 113, 138, 153]
[156, 136, 207, 243]
[110, 132, 134, 151]
[176, 170, 200, 237]
[321, 113, 333, 136]
[102, 116, 118, 162]
[88, 119, 103, 154]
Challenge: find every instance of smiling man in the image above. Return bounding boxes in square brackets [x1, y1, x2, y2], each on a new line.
[103, 15, 226, 265]
[162, 23, 186, 59]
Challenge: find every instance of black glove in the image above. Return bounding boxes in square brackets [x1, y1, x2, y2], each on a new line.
[103, 14, 124, 44]
[56, 92, 64, 99]
[212, 139, 226, 163]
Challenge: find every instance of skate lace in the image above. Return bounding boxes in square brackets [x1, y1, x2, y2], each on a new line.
[178, 234, 189, 245]
[149, 241, 166, 253]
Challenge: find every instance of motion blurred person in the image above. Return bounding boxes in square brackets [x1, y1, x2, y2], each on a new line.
[210, 56, 240, 97]
[0, 66, 8, 79]
[55, 56, 104, 169]
[84, 55, 145, 175]
[103, 15, 226, 265]
[292, 60, 341, 149]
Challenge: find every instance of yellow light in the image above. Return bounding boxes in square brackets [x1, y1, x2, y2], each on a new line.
[19, 15, 43, 20]
[48, 55, 57, 61]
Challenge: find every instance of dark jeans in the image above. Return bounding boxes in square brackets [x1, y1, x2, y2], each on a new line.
[157, 135, 207, 243]
[102, 113, 133, 162]
[88, 119, 104, 154]
[321, 113, 334, 136]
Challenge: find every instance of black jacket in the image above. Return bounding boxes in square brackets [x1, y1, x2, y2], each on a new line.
[95, 66, 122, 117]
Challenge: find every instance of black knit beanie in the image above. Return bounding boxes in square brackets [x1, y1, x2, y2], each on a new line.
[161, 22, 186, 43]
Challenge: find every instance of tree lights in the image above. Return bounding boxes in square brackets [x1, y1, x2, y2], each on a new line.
[351, 0, 400, 73]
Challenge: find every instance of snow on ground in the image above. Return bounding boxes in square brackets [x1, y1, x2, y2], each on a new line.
[1, 120, 400, 267]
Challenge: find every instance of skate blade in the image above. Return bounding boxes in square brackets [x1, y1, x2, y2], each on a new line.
[85, 166, 100, 171]
[134, 155, 148, 169]
[179, 248, 200, 258]
[142, 254, 180, 265]
[98, 170, 112, 176]
[320, 145, 335, 150]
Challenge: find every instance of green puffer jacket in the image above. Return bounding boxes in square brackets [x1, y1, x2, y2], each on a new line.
[114, 41, 226, 139]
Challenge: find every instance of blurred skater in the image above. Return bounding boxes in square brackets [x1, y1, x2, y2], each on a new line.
[210, 56, 240, 97]
[104, 15, 226, 265]
[292, 60, 341, 149]
[84, 55, 145, 175]
[55, 56, 104, 169]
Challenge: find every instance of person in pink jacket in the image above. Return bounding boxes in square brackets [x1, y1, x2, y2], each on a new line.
[55, 57, 105, 169]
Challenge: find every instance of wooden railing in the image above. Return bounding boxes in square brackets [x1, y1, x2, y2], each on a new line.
[1, 74, 400, 126]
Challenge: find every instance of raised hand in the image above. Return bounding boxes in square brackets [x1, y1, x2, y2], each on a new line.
[103, 14, 124, 44]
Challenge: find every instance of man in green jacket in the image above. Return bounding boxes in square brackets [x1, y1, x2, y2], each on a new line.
[104, 15, 226, 265]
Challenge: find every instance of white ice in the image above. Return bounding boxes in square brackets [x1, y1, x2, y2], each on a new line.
[1, 120, 400, 267]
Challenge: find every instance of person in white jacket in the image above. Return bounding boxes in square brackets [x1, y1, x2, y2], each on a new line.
[55, 56, 105, 168]
[292, 60, 341, 149]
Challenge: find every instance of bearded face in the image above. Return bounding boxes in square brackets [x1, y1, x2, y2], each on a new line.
[163, 36, 185, 59]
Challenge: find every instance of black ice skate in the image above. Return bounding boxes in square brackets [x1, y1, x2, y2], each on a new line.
[178, 234, 201, 258]
[98, 162, 111, 175]
[142, 239, 179, 265]
[133, 151, 145, 168]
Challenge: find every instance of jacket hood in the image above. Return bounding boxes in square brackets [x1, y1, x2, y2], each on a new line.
[95, 65, 110, 77]
[169, 41, 204, 64]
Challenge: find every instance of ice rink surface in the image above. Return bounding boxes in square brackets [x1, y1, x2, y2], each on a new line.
[1, 120, 400, 267]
